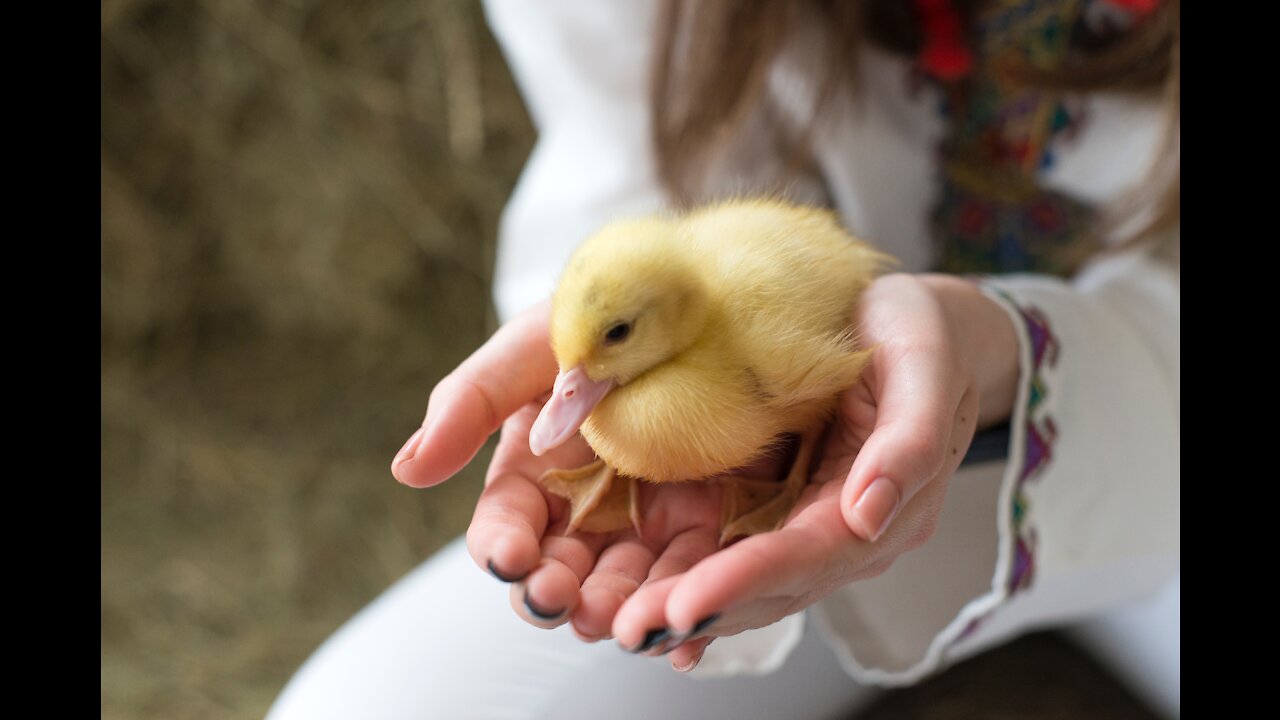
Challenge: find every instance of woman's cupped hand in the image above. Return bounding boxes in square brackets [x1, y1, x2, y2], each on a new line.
[390, 273, 1018, 672]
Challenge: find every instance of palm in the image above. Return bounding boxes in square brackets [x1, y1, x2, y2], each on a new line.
[807, 378, 878, 502]
[483, 376, 883, 646]
[505, 399, 727, 548]
[469, 395, 722, 641]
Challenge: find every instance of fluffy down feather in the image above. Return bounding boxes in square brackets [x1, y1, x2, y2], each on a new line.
[537, 198, 891, 486]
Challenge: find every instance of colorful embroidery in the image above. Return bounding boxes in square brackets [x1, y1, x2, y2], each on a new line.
[932, 0, 1158, 658]
[951, 287, 1059, 646]
[926, 0, 1101, 277]
[1001, 290, 1059, 593]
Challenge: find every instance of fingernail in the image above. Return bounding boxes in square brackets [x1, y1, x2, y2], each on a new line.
[689, 613, 720, 637]
[487, 558, 528, 584]
[854, 477, 901, 542]
[392, 426, 426, 471]
[628, 627, 670, 654]
[523, 589, 566, 622]
[669, 612, 721, 648]
[574, 629, 609, 643]
[674, 653, 703, 673]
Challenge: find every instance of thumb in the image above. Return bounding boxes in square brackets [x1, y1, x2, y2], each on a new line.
[392, 300, 557, 488]
[840, 362, 975, 543]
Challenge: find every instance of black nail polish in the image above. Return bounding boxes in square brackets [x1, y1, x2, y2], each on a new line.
[488, 559, 528, 583]
[523, 590, 565, 621]
[690, 613, 720, 636]
[666, 613, 721, 652]
[631, 627, 670, 653]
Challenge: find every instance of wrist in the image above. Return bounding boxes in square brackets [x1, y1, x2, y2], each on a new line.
[918, 274, 1020, 429]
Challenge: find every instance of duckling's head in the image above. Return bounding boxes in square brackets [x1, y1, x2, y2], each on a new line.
[551, 218, 709, 384]
[530, 216, 709, 456]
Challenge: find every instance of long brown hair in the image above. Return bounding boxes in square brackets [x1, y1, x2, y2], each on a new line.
[651, 0, 1179, 254]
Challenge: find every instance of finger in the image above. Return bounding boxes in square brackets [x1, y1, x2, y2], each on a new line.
[531, 529, 608, 626]
[648, 525, 720, 582]
[509, 558, 580, 629]
[504, 517, 612, 631]
[610, 527, 720, 653]
[466, 472, 549, 585]
[611, 575, 683, 655]
[841, 276, 974, 541]
[669, 637, 714, 672]
[466, 394, 601, 586]
[572, 538, 656, 641]
[841, 361, 978, 542]
[840, 330, 968, 542]
[541, 529, 611, 585]
[486, 400, 598, 491]
[393, 300, 557, 488]
[862, 388, 976, 555]
[663, 417, 969, 634]
[664, 492, 854, 635]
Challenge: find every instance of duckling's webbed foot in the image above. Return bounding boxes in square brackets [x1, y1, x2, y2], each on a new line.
[718, 429, 821, 546]
[718, 478, 793, 546]
[538, 460, 642, 536]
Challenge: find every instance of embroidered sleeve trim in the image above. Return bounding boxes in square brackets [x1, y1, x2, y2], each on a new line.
[950, 281, 1061, 645]
[808, 280, 1065, 687]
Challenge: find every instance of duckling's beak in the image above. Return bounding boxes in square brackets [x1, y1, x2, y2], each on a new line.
[529, 366, 614, 456]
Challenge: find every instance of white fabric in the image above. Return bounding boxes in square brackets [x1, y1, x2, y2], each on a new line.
[266, 539, 1178, 720]
[485, 0, 669, 322]
[273, 0, 1179, 715]
[267, 539, 878, 720]
[1071, 574, 1181, 719]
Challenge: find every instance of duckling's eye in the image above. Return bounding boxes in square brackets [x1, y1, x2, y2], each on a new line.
[603, 322, 632, 345]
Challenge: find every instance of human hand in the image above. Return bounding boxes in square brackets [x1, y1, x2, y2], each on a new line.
[391, 274, 1019, 671]
[608, 273, 1020, 671]
[391, 300, 760, 644]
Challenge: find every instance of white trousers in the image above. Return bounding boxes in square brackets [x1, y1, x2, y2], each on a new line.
[267, 538, 1179, 720]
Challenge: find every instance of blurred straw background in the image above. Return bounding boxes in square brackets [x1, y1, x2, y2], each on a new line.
[102, 1, 529, 716]
[101, 2, 1163, 718]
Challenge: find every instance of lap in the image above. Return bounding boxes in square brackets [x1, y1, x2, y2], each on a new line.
[269, 537, 1178, 719]
[267, 538, 874, 720]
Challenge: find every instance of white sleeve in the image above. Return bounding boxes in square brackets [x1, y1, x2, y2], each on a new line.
[485, 0, 1180, 686]
[808, 232, 1180, 685]
[482, 0, 670, 322]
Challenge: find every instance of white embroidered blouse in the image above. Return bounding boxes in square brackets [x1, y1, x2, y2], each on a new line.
[481, 0, 1179, 685]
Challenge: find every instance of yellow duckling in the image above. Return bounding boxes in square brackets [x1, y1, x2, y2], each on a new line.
[529, 198, 890, 544]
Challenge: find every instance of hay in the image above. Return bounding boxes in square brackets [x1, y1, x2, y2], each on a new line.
[102, 1, 532, 716]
